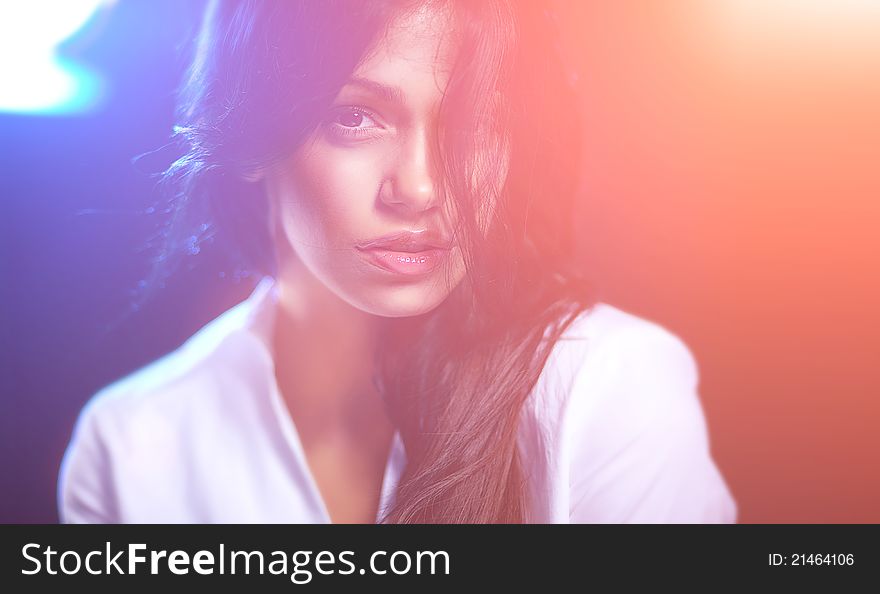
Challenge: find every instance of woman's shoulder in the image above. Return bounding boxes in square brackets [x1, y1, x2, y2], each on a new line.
[57, 287, 274, 523]
[63, 285, 272, 456]
[540, 302, 738, 523]
[86, 298, 261, 423]
[525, 301, 700, 453]
[537, 300, 703, 445]
[78, 278, 276, 426]
[560, 301, 695, 357]
[536, 301, 699, 409]
[556, 300, 701, 429]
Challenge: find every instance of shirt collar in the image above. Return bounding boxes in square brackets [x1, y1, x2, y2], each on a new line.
[239, 274, 280, 357]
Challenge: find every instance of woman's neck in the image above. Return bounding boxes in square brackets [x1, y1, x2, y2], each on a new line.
[271, 256, 393, 449]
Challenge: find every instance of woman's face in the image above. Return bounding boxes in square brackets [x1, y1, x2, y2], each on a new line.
[264, 3, 474, 318]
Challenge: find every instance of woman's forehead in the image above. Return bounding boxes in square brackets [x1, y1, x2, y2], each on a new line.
[348, 2, 460, 103]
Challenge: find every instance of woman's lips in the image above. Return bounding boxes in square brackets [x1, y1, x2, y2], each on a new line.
[356, 246, 451, 276]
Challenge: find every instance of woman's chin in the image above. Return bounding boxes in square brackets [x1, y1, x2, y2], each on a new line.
[353, 286, 454, 319]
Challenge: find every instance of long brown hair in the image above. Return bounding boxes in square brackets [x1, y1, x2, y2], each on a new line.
[152, 0, 597, 523]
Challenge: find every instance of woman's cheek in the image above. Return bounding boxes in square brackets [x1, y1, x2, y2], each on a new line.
[330, 143, 387, 193]
[304, 142, 386, 210]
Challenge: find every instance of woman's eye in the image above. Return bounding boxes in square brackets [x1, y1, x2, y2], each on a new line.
[327, 106, 383, 139]
[336, 108, 373, 128]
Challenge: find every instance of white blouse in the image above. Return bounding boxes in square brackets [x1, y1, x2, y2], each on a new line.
[58, 276, 738, 523]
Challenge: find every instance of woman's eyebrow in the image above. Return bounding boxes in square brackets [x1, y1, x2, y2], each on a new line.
[342, 77, 406, 106]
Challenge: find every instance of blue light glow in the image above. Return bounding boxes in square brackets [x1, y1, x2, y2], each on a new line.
[0, 0, 109, 116]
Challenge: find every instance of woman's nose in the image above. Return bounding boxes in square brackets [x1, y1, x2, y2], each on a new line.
[382, 127, 441, 215]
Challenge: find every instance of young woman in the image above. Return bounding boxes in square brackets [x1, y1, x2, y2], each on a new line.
[58, 0, 737, 524]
